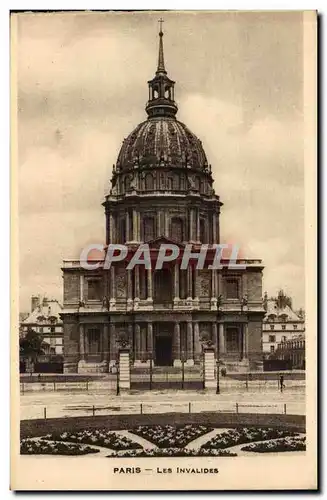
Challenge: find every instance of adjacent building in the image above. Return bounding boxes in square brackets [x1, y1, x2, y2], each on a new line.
[20, 296, 63, 354]
[275, 334, 305, 370]
[262, 297, 305, 356]
[62, 28, 265, 374]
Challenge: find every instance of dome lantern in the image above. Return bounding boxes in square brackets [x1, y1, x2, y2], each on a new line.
[145, 21, 178, 119]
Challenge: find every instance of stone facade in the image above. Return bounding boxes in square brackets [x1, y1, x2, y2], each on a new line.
[61, 29, 265, 374]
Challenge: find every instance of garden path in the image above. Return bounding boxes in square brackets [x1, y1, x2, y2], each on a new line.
[116, 430, 157, 450]
[185, 428, 230, 450]
[29, 437, 113, 457]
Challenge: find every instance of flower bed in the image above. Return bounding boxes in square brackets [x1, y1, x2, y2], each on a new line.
[109, 448, 237, 457]
[41, 430, 141, 451]
[201, 427, 300, 450]
[21, 439, 98, 456]
[130, 424, 213, 448]
[241, 437, 306, 453]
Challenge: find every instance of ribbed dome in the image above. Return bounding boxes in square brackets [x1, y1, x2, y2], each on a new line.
[116, 117, 208, 171]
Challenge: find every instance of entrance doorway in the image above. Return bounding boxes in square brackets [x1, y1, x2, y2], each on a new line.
[155, 336, 173, 366]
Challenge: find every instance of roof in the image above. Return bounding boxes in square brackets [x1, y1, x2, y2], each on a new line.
[264, 299, 303, 322]
[21, 299, 63, 325]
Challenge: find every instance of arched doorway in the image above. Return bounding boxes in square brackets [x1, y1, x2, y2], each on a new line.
[153, 269, 173, 303]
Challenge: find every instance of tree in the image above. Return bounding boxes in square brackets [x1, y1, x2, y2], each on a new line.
[19, 327, 45, 364]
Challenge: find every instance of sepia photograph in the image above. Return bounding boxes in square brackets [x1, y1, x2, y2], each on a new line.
[11, 10, 317, 490]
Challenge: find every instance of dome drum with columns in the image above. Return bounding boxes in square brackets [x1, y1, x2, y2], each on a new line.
[61, 25, 265, 375]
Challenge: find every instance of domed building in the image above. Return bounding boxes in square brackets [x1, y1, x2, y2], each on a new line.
[62, 28, 265, 376]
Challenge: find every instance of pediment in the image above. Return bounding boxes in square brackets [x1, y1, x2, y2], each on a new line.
[146, 235, 185, 249]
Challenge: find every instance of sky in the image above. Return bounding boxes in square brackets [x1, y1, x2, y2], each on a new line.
[15, 11, 305, 312]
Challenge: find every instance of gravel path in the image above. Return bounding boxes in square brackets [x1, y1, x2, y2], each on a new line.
[185, 428, 230, 450]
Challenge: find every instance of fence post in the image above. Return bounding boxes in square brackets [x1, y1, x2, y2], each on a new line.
[188, 402, 191, 413]
[53, 382, 56, 391]
[140, 403, 143, 414]
[86, 380, 89, 392]
[92, 405, 95, 417]
[44, 407, 47, 420]
[236, 403, 239, 414]
[284, 403, 287, 415]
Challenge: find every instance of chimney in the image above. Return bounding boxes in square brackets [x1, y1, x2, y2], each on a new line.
[31, 295, 39, 312]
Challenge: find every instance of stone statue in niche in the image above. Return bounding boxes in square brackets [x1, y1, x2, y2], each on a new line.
[199, 270, 210, 297]
[130, 174, 137, 191]
[115, 270, 127, 298]
[187, 175, 196, 190]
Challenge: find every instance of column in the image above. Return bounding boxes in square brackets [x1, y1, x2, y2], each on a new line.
[210, 269, 217, 309]
[193, 268, 199, 307]
[103, 324, 109, 363]
[186, 321, 194, 365]
[189, 209, 194, 241]
[194, 321, 200, 363]
[109, 213, 114, 243]
[109, 267, 116, 310]
[127, 270, 133, 309]
[196, 209, 200, 242]
[164, 212, 169, 236]
[79, 274, 84, 304]
[174, 263, 180, 303]
[79, 323, 85, 361]
[109, 323, 116, 365]
[132, 209, 138, 241]
[135, 323, 141, 362]
[84, 328, 89, 355]
[134, 266, 140, 308]
[147, 269, 153, 302]
[212, 213, 217, 244]
[243, 323, 248, 359]
[125, 212, 130, 242]
[128, 324, 133, 357]
[147, 322, 153, 354]
[173, 322, 181, 366]
[137, 212, 141, 241]
[212, 322, 218, 356]
[187, 266, 193, 301]
[219, 323, 225, 354]
[157, 211, 162, 237]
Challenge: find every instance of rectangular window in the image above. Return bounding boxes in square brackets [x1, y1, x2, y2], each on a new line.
[225, 326, 240, 353]
[270, 345, 275, 353]
[39, 327, 43, 334]
[50, 326, 55, 333]
[225, 279, 239, 299]
[87, 279, 102, 301]
[269, 335, 276, 342]
[282, 325, 286, 330]
[88, 328, 100, 354]
[270, 324, 275, 330]
[293, 324, 298, 329]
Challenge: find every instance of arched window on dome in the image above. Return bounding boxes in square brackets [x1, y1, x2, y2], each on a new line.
[195, 176, 201, 191]
[200, 218, 207, 243]
[170, 217, 184, 242]
[124, 175, 131, 192]
[143, 216, 155, 242]
[145, 173, 154, 191]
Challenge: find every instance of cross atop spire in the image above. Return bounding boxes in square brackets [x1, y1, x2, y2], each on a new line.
[157, 18, 166, 74]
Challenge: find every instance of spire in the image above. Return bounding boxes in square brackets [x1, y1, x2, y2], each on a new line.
[157, 19, 166, 74]
[145, 20, 178, 119]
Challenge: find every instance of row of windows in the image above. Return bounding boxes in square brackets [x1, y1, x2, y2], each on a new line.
[269, 324, 298, 330]
[120, 173, 209, 194]
[116, 215, 213, 244]
[268, 335, 287, 343]
[86, 274, 241, 301]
